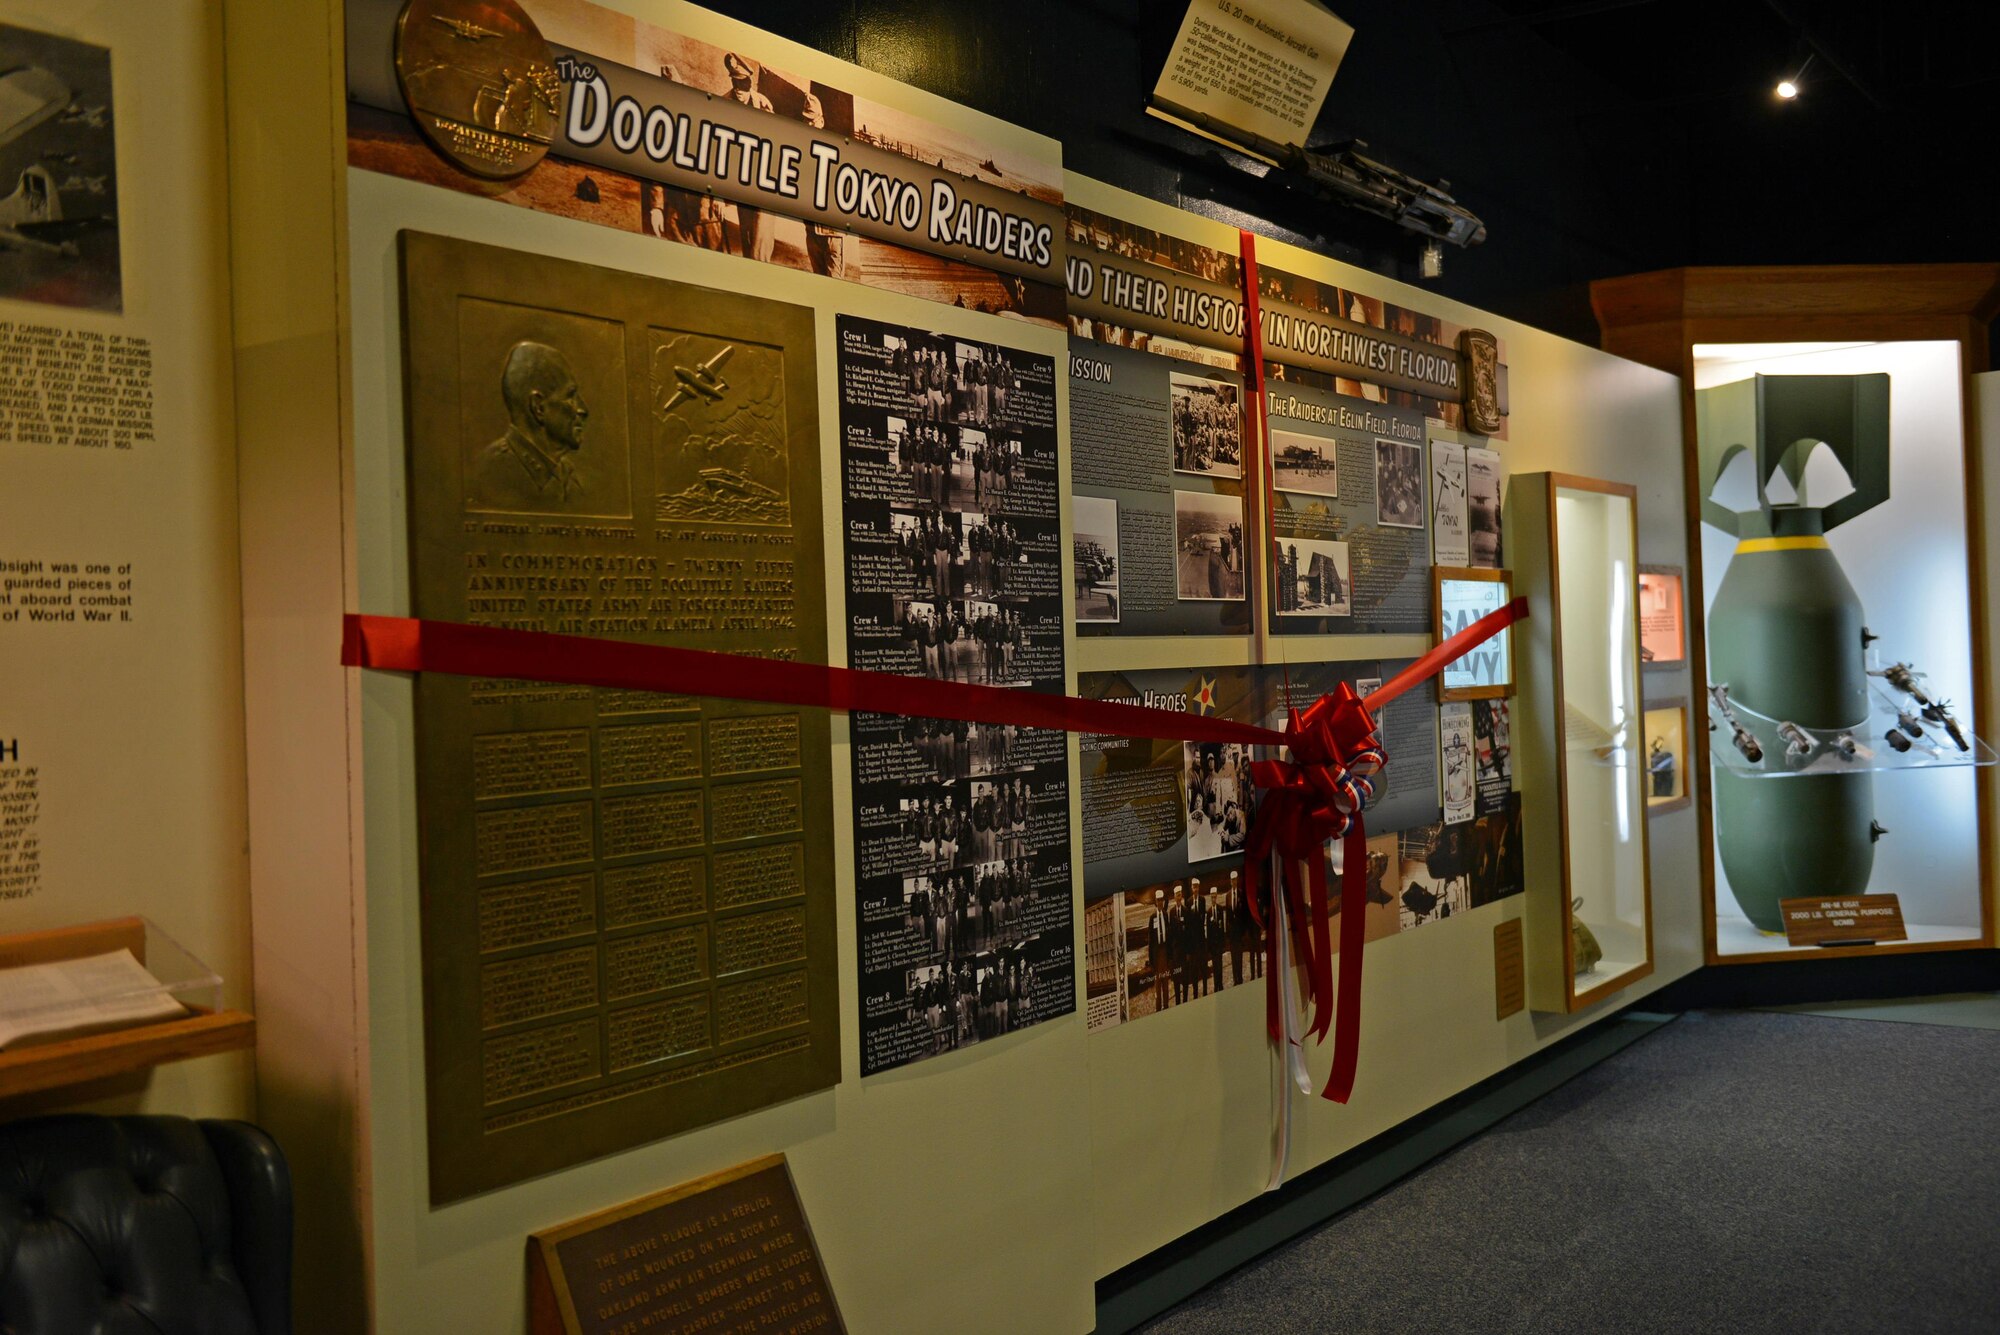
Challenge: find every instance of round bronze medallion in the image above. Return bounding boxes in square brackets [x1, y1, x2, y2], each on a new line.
[395, 0, 561, 180]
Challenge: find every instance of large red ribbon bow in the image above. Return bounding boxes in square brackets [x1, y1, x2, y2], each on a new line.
[1243, 683, 1383, 1103]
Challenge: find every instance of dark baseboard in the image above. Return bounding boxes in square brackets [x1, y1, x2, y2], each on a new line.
[1650, 948, 2000, 1010]
[1092, 1008, 1677, 1335]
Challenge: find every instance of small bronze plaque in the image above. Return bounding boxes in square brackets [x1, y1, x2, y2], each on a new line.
[1459, 329, 1502, 436]
[1780, 894, 1909, 948]
[395, 0, 559, 179]
[1493, 918, 1524, 1020]
[528, 1155, 845, 1335]
[402, 232, 837, 1202]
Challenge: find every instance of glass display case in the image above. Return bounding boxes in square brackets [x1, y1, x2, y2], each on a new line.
[1692, 349, 1991, 956]
[1593, 267, 2000, 965]
[1508, 473, 1655, 1010]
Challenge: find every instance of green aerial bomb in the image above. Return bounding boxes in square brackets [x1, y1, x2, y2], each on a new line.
[1697, 374, 1890, 933]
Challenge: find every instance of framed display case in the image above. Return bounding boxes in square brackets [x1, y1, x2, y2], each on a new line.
[1508, 473, 1655, 1011]
[1432, 565, 1515, 701]
[1643, 699, 1691, 816]
[1638, 565, 1686, 669]
[1594, 265, 2000, 963]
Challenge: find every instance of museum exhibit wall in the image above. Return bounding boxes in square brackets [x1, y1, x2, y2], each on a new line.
[220, 4, 1706, 1332]
[0, 1, 252, 1119]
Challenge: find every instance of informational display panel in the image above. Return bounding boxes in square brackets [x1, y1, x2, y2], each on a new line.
[1265, 386, 1430, 634]
[1070, 340, 1249, 636]
[836, 314, 1075, 1075]
[1150, 0, 1354, 151]
[529, 1154, 845, 1335]
[401, 232, 838, 1202]
[1075, 660, 1528, 1034]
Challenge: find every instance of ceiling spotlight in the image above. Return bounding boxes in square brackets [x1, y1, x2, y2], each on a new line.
[1774, 54, 1812, 103]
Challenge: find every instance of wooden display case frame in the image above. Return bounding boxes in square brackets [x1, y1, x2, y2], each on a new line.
[1641, 697, 1693, 818]
[0, 917, 255, 1102]
[1510, 472, 1655, 1012]
[1593, 264, 2000, 965]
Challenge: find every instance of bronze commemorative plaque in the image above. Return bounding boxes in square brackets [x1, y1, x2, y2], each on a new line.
[400, 231, 837, 1202]
[395, 0, 560, 179]
[527, 1154, 845, 1335]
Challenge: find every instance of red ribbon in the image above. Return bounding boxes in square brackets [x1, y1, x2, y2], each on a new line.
[1243, 683, 1384, 1102]
[343, 596, 1523, 1105]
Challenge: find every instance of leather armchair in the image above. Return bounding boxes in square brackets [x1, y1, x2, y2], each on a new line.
[0, 1114, 292, 1335]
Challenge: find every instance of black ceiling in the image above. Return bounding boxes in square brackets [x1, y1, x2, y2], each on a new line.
[695, 0, 2000, 342]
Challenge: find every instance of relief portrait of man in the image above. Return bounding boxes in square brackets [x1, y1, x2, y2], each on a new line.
[471, 339, 599, 514]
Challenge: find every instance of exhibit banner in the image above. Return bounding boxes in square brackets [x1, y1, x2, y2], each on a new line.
[835, 314, 1075, 1075]
[346, 0, 1068, 321]
[1063, 199, 1509, 434]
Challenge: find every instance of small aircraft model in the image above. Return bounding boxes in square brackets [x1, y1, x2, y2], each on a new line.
[1871, 661, 1970, 751]
[1924, 700, 1971, 752]
[1871, 661, 1930, 705]
[1884, 727, 1913, 754]
[658, 345, 736, 416]
[1895, 709, 1925, 738]
[1708, 684, 1763, 763]
[1776, 720, 1815, 760]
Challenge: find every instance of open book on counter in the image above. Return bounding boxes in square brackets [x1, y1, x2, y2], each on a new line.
[0, 949, 188, 1049]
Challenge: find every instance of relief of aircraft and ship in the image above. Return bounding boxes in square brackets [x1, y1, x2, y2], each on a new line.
[652, 339, 792, 527]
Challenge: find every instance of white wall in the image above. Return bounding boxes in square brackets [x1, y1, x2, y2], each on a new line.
[0, 0, 249, 1119]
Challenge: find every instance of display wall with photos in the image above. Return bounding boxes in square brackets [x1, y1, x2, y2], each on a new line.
[209, 1, 1704, 1330]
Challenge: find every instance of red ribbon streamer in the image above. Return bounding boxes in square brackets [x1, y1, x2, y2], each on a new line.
[342, 602, 1523, 1104]
[342, 601, 1519, 745]
[1239, 229, 1274, 620]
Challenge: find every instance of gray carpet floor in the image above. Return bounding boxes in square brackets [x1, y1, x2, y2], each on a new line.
[1763, 992, 2000, 1031]
[1137, 1010, 2000, 1334]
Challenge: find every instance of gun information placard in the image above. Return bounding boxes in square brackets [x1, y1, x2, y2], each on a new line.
[1150, 0, 1354, 151]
